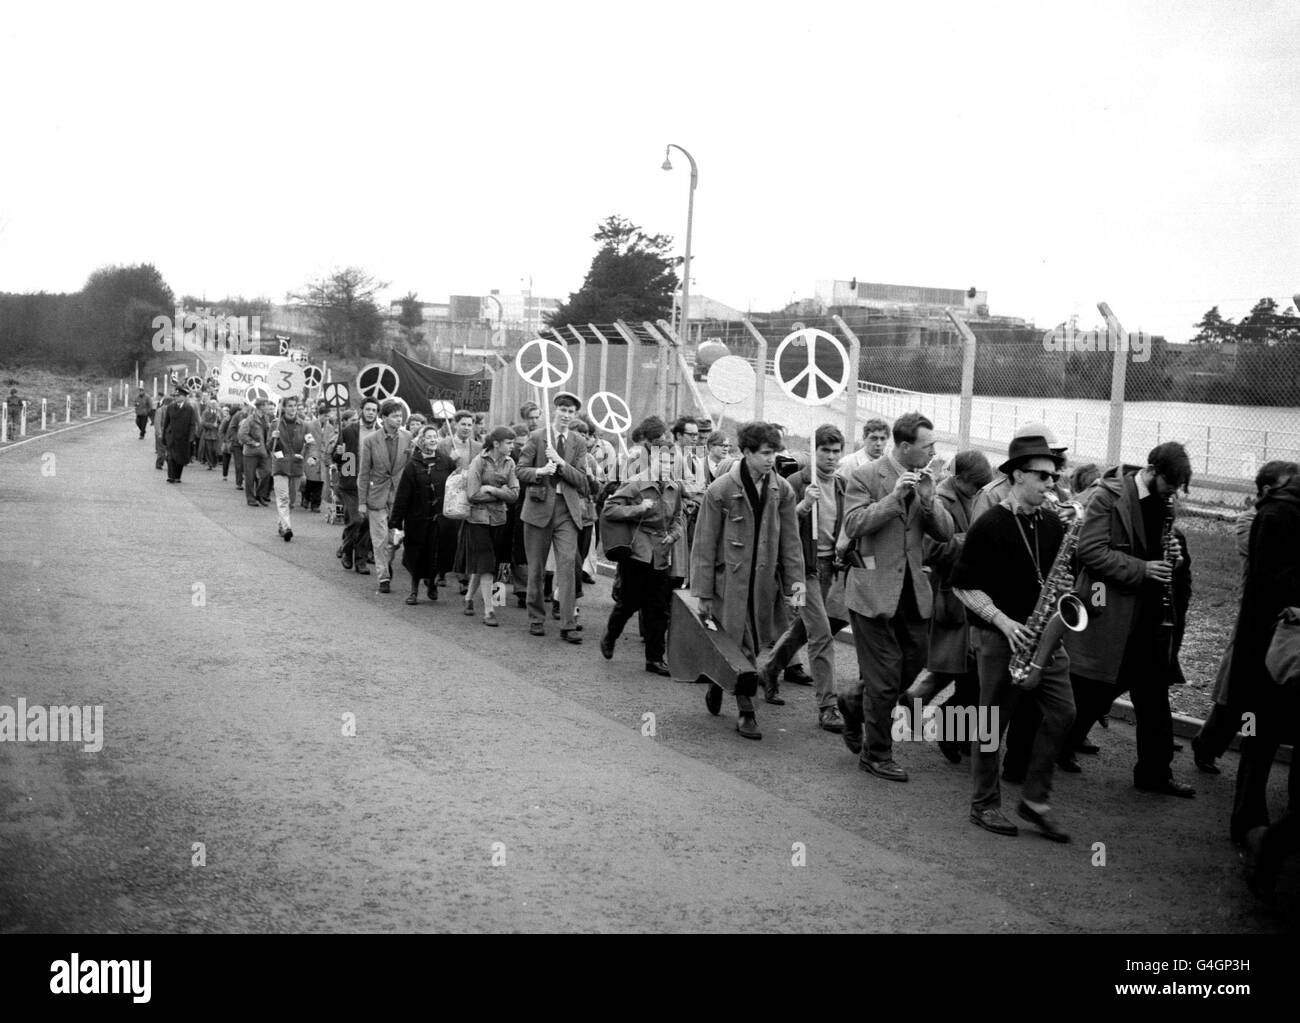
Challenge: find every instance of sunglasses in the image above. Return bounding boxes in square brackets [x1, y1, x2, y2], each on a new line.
[1022, 469, 1061, 483]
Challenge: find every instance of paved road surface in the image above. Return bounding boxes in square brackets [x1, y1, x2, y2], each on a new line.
[0, 417, 1290, 931]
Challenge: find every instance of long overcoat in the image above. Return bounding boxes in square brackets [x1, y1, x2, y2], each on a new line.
[689, 461, 804, 658]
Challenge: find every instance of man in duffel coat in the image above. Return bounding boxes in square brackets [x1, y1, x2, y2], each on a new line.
[690, 421, 806, 740]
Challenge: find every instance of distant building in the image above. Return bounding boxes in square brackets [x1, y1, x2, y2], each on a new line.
[816, 280, 988, 318]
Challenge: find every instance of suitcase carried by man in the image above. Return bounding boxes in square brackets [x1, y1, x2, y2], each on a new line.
[667, 590, 758, 714]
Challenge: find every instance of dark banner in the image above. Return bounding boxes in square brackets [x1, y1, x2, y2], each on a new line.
[389, 349, 491, 414]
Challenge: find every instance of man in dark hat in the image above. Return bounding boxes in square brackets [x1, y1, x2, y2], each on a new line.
[160, 386, 198, 483]
[516, 390, 589, 642]
[951, 434, 1073, 841]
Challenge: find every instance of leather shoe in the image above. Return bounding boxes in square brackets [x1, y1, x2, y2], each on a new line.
[354, 562, 370, 575]
[599, 633, 615, 660]
[736, 713, 762, 740]
[818, 706, 844, 733]
[1135, 777, 1196, 798]
[645, 661, 670, 676]
[859, 758, 908, 782]
[529, 622, 545, 637]
[705, 683, 723, 716]
[763, 685, 785, 706]
[405, 592, 418, 605]
[378, 580, 391, 594]
[1017, 801, 1070, 842]
[783, 664, 814, 686]
[560, 629, 582, 644]
[970, 807, 1019, 836]
[1191, 737, 1221, 775]
[341, 552, 354, 570]
[1056, 755, 1082, 773]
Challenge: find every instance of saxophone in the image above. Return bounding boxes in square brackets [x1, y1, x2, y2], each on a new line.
[1009, 493, 1089, 690]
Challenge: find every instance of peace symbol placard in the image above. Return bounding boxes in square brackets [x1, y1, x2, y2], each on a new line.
[586, 391, 632, 436]
[244, 383, 277, 406]
[773, 328, 851, 406]
[302, 365, 324, 391]
[322, 381, 350, 409]
[356, 363, 400, 400]
[707, 356, 756, 405]
[184, 375, 204, 392]
[514, 337, 572, 389]
[430, 399, 457, 421]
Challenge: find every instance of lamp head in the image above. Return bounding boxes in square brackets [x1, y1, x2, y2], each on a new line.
[661, 156, 673, 171]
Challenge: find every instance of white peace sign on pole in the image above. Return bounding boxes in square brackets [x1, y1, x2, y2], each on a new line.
[586, 391, 632, 470]
[515, 337, 573, 452]
[773, 327, 852, 542]
[773, 327, 851, 406]
[356, 363, 400, 400]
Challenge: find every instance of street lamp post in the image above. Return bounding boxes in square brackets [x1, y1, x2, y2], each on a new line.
[662, 145, 697, 348]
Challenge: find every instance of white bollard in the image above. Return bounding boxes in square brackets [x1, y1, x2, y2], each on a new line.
[41, 398, 47, 431]
[152, 376, 158, 399]
[1, 409, 7, 443]
[65, 395, 71, 423]
[20, 401, 28, 436]
[106, 388, 112, 412]
[85, 391, 92, 419]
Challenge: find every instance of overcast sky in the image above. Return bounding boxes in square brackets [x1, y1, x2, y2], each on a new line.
[2, 0, 1296, 340]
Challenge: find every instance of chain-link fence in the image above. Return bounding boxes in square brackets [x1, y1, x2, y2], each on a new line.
[686, 309, 1299, 503]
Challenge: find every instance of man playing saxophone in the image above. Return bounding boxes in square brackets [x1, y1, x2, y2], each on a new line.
[951, 436, 1075, 841]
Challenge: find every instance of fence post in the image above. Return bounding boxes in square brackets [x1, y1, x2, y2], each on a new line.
[945, 310, 978, 447]
[588, 324, 612, 395]
[565, 325, 588, 399]
[1098, 302, 1128, 468]
[86, 391, 92, 418]
[831, 315, 862, 447]
[612, 321, 640, 407]
[0, 409, 6, 443]
[19, 401, 28, 436]
[741, 319, 768, 419]
[651, 320, 710, 422]
[106, 388, 112, 412]
[41, 398, 47, 431]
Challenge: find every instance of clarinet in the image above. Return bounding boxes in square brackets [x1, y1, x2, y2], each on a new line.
[1159, 493, 1177, 628]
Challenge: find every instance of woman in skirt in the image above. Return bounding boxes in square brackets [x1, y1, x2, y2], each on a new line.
[390, 425, 446, 605]
[460, 426, 519, 626]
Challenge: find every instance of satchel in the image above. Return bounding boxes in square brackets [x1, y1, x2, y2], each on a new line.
[1265, 607, 1300, 686]
[599, 504, 638, 562]
[442, 470, 470, 520]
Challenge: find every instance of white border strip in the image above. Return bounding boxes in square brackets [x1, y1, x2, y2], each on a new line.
[0, 411, 132, 454]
